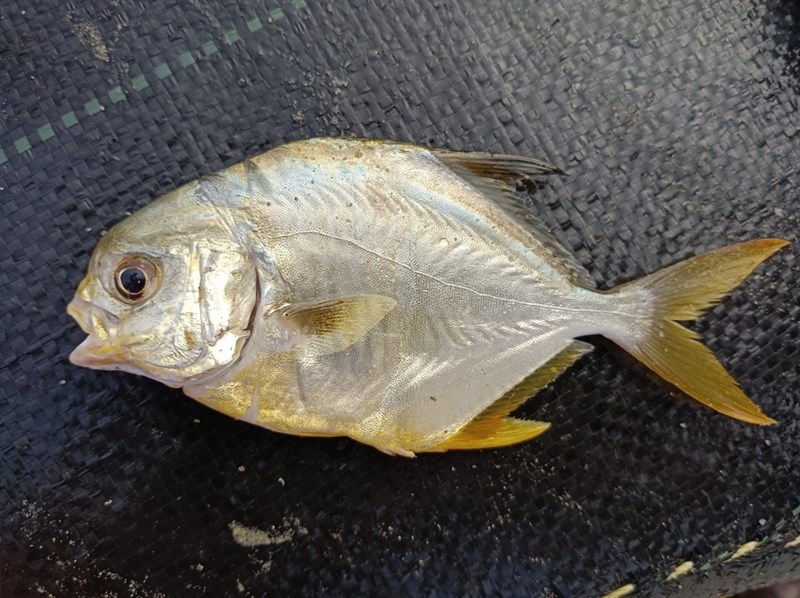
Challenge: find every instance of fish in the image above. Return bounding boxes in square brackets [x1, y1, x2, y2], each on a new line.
[67, 138, 788, 456]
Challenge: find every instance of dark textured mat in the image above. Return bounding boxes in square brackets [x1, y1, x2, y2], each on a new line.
[1, 0, 798, 596]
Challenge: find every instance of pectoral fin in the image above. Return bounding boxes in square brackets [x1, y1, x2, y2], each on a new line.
[282, 295, 396, 356]
[427, 340, 592, 451]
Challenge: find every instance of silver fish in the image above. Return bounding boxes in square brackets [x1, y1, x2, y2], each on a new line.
[67, 138, 787, 456]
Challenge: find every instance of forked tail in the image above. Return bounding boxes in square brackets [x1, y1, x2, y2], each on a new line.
[606, 239, 789, 424]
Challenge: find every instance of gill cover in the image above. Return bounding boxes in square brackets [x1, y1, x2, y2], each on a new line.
[174, 242, 258, 380]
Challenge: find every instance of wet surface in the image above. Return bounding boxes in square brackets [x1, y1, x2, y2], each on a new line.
[1, 0, 799, 595]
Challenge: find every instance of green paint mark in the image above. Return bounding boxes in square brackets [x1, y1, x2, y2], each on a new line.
[132, 74, 149, 91]
[108, 86, 126, 103]
[37, 123, 55, 141]
[716, 551, 730, 561]
[0, 149, 7, 165]
[155, 63, 173, 80]
[793, 505, 800, 517]
[14, 136, 32, 154]
[202, 40, 219, 56]
[776, 519, 786, 531]
[8, 2, 312, 161]
[85, 99, 104, 116]
[699, 562, 712, 572]
[62, 111, 78, 128]
[179, 51, 195, 67]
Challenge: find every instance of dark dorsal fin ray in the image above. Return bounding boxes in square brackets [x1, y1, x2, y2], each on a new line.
[426, 340, 594, 451]
[432, 149, 595, 288]
[433, 150, 566, 179]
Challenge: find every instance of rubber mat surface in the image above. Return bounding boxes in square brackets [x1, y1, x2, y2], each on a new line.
[1, 0, 798, 596]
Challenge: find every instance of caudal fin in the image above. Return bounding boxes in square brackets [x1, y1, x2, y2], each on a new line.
[608, 239, 789, 425]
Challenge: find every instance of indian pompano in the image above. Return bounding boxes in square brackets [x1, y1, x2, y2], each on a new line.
[67, 138, 788, 456]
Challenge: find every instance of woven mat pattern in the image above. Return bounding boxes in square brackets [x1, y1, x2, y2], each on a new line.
[1, 0, 798, 595]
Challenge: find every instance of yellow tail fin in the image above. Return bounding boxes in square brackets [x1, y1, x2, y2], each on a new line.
[610, 238, 789, 425]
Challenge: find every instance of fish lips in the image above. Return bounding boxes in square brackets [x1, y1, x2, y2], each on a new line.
[67, 296, 127, 370]
[69, 336, 129, 370]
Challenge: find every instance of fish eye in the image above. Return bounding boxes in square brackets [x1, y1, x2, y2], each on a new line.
[114, 257, 159, 303]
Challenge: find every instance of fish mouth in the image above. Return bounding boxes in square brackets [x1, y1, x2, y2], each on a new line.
[67, 295, 127, 369]
[69, 338, 129, 369]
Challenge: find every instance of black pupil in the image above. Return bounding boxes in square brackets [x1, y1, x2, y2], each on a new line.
[120, 268, 147, 295]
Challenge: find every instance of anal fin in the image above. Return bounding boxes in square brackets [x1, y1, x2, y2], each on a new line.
[426, 340, 593, 451]
[433, 418, 551, 451]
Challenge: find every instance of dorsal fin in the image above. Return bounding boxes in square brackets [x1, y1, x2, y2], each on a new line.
[426, 341, 593, 451]
[433, 149, 566, 179]
[432, 149, 595, 288]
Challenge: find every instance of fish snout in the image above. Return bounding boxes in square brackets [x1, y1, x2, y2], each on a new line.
[67, 295, 126, 369]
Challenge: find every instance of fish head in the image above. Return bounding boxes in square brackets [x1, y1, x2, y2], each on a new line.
[67, 187, 259, 387]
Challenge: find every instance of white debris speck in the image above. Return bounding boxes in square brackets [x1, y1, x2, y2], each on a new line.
[259, 559, 272, 574]
[601, 583, 636, 598]
[229, 520, 298, 547]
[277, 477, 285, 486]
[665, 560, 694, 581]
[104, 499, 112, 506]
[727, 540, 759, 561]
[238, 465, 245, 472]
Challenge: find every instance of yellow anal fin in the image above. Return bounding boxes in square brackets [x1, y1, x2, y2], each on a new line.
[481, 340, 593, 420]
[427, 340, 593, 451]
[281, 294, 396, 356]
[435, 418, 551, 451]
